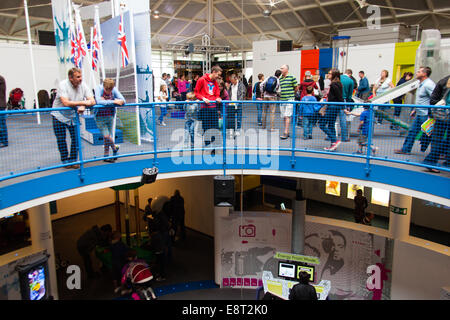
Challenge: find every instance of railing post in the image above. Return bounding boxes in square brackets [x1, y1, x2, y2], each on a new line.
[222, 101, 227, 176]
[365, 103, 375, 176]
[151, 103, 158, 167]
[75, 112, 85, 182]
[291, 101, 297, 168]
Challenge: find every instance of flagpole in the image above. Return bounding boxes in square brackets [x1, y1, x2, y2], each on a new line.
[24, 0, 41, 124]
[115, 12, 122, 89]
[90, 26, 95, 90]
[68, 0, 75, 67]
[128, 9, 141, 145]
[111, 0, 116, 17]
[95, 5, 106, 81]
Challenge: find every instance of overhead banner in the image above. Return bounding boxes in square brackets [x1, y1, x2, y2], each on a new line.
[51, 0, 73, 82]
[101, 10, 140, 144]
[120, 0, 154, 143]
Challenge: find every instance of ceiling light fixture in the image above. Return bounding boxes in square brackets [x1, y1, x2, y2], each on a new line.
[152, 10, 159, 19]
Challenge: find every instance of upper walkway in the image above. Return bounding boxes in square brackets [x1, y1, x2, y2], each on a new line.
[0, 100, 449, 215]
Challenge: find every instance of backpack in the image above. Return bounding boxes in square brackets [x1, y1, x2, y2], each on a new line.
[264, 77, 277, 94]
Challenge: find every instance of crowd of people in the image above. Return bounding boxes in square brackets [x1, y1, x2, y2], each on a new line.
[75, 190, 186, 299]
[0, 63, 448, 173]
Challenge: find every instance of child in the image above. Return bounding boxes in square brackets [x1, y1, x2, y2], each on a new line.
[356, 105, 378, 154]
[184, 92, 199, 148]
[299, 86, 320, 140]
[120, 250, 157, 300]
[94, 78, 125, 162]
[157, 84, 168, 126]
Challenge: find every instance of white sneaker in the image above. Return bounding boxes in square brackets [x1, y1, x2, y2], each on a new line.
[160, 121, 167, 126]
[328, 140, 341, 151]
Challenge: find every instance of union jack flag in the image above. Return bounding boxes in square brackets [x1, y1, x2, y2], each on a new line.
[70, 24, 78, 67]
[70, 20, 86, 69]
[117, 14, 129, 68]
[75, 23, 87, 67]
[92, 25, 100, 71]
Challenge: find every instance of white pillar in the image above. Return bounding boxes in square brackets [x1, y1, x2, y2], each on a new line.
[291, 180, 306, 254]
[28, 203, 58, 300]
[214, 205, 230, 286]
[389, 192, 412, 241]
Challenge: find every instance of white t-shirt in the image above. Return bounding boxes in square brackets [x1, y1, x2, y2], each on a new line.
[158, 90, 168, 103]
[374, 77, 392, 95]
[51, 79, 92, 125]
[231, 83, 239, 101]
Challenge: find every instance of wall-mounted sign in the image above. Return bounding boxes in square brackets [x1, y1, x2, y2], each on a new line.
[390, 205, 407, 215]
[274, 252, 320, 265]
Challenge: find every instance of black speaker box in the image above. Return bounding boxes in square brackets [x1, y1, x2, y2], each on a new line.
[37, 30, 56, 46]
[278, 40, 293, 52]
[214, 176, 235, 206]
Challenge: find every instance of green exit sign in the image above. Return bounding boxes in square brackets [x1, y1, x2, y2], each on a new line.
[390, 205, 408, 215]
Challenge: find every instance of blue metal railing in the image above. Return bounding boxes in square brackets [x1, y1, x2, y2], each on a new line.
[0, 100, 448, 184]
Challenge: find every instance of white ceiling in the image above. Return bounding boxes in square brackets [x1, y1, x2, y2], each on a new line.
[0, 0, 449, 50]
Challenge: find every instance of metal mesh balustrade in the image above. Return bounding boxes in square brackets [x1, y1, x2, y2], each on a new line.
[0, 101, 448, 183]
[80, 104, 156, 165]
[0, 110, 68, 178]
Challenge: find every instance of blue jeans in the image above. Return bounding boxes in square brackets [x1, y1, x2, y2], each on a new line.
[319, 107, 338, 143]
[184, 119, 195, 146]
[236, 105, 242, 130]
[302, 115, 314, 138]
[423, 119, 449, 166]
[338, 108, 349, 141]
[401, 114, 427, 153]
[52, 116, 78, 163]
[159, 106, 167, 123]
[0, 112, 7, 146]
[256, 102, 263, 124]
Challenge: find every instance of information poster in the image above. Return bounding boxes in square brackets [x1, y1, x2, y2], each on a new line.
[218, 212, 292, 289]
[326, 181, 341, 196]
[304, 222, 393, 300]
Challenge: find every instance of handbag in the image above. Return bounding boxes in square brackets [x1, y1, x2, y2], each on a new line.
[421, 118, 435, 136]
[318, 98, 327, 116]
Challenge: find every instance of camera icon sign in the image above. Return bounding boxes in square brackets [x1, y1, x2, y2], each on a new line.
[239, 224, 256, 238]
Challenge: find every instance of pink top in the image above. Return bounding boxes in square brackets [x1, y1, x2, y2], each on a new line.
[177, 80, 188, 93]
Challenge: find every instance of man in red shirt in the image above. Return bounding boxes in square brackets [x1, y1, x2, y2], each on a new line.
[194, 66, 223, 149]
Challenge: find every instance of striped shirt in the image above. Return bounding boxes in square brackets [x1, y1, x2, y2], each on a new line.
[279, 74, 297, 101]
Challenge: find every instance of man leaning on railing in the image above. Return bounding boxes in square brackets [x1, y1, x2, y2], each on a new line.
[50, 67, 95, 169]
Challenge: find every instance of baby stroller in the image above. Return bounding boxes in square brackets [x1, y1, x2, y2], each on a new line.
[7, 88, 25, 110]
[121, 261, 157, 300]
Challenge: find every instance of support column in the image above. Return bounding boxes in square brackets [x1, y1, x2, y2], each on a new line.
[291, 179, 306, 254]
[214, 205, 230, 286]
[28, 203, 58, 300]
[124, 190, 131, 246]
[134, 188, 141, 245]
[389, 192, 412, 241]
[114, 190, 121, 233]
